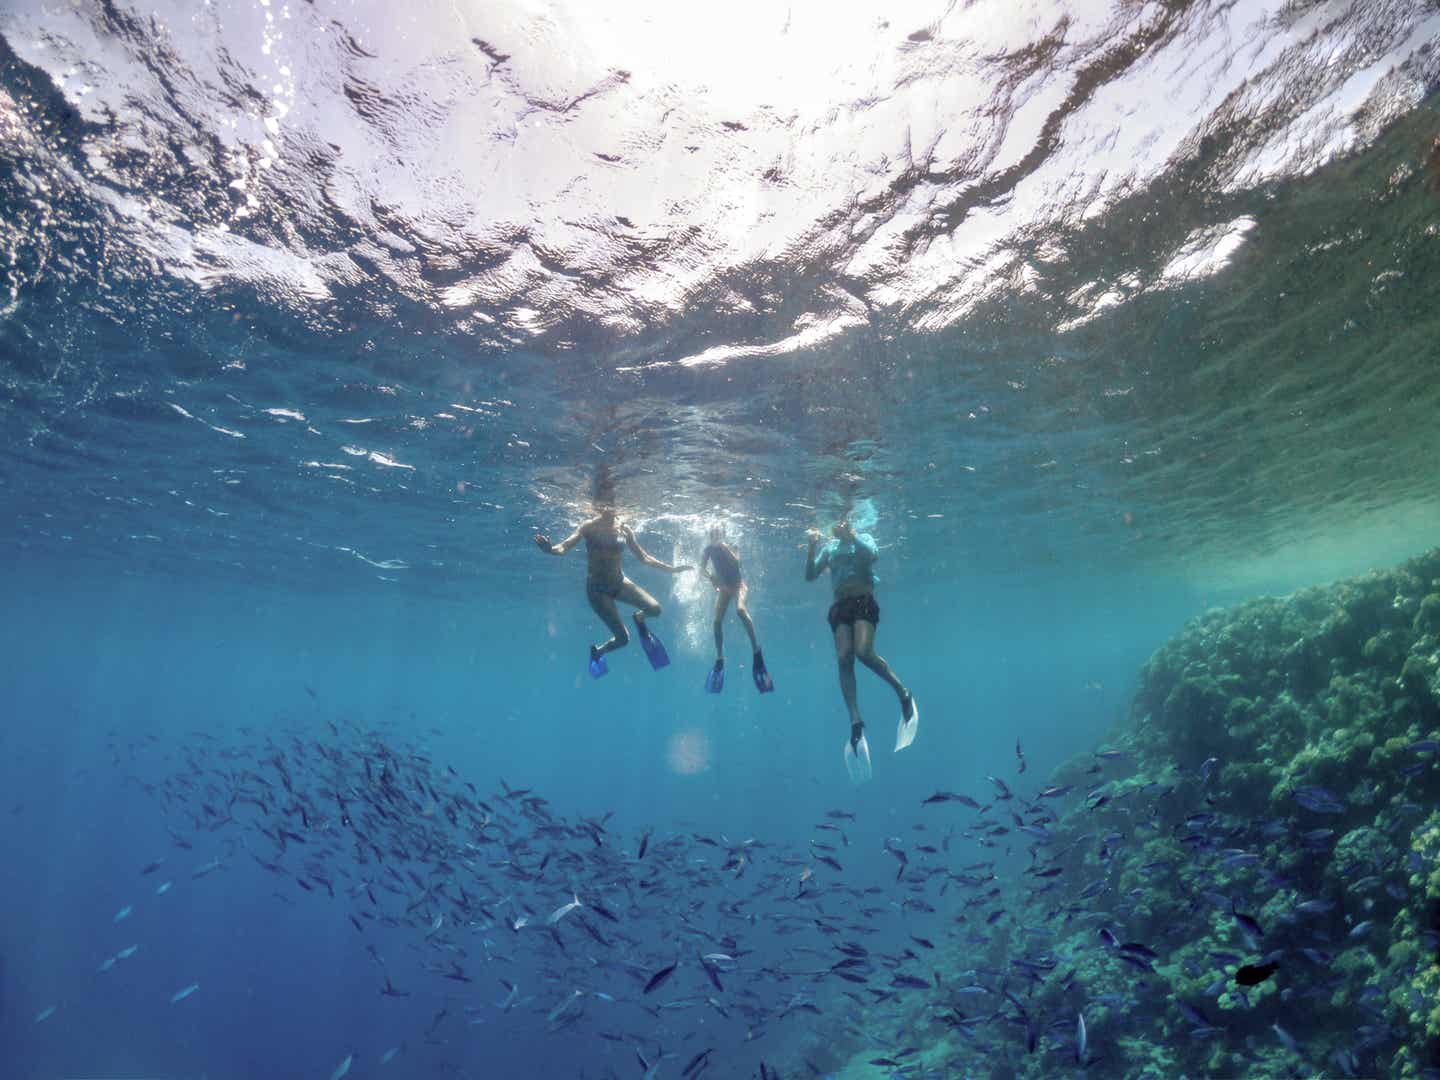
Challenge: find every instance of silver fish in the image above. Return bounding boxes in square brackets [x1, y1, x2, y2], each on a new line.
[547, 892, 582, 925]
[546, 989, 583, 1022]
[170, 982, 200, 1003]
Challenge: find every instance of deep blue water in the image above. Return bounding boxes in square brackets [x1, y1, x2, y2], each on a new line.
[2, 1, 1440, 1078]
[0, 558, 1220, 1077]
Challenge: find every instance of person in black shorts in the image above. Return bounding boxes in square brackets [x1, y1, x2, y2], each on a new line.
[700, 526, 772, 693]
[805, 519, 916, 779]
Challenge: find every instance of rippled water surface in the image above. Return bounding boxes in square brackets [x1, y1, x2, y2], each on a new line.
[3, 0, 1437, 588]
[2, 1, 1439, 1077]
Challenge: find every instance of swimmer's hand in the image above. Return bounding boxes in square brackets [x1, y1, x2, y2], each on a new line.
[672, 563, 695, 574]
[534, 533, 554, 553]
[806, 528, 823, 544]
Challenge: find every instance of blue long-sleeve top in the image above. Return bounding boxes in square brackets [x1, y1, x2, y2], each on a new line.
[809, 532, 879, 595]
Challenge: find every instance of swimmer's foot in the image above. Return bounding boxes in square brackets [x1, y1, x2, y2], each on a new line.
[705, 659, 725, 694]
[751, 650, 774, 694]
[633, 614, 670, 670]
[844, 724, 872, 785]
[588, 645, 609, 679]
[895, 692, 919, 752]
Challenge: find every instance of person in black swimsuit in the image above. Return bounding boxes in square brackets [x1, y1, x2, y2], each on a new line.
[699, 526, 771, 692]
[534, 506, 691, 669]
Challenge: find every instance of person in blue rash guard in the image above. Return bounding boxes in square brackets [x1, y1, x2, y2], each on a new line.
[805, 518, 916, 759]
[699, 525, 771, 693]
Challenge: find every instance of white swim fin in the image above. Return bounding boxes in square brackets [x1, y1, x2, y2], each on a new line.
[844, 732, 873, 785]
[894, 695, 919, 752]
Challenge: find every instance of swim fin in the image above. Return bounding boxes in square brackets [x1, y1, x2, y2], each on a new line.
[634, 616, 670, 670]
[751, 650, 774, 694]
[588, 646, 609, 679]
[894, 694, 919, 752]
[844, 730, 872, 785]
[705, 660, 725, 693]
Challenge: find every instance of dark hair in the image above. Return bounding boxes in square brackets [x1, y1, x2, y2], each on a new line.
[591, 464, 617, 512]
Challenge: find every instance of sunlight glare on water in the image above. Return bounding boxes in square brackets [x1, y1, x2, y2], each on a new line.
[664, 727, 712, 776]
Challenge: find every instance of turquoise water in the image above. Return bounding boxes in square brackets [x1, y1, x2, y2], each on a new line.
[2, 2, 1439, 1077]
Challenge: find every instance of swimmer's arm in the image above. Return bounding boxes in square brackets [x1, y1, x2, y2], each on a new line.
[624, 525, 691, 573]
[804, 531, 829, 581]
[536, 524, 585, 556]
[700, 548, 719, 587]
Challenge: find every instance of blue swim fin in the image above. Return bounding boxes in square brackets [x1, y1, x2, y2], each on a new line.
[705, 660, 725, 693]
[751, 650, 774, 694]
[588, 646, 609, 679]
[634, 616, 670, 670]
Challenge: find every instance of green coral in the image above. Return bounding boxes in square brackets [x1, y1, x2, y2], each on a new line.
[1413, 593, 1440, 636]
[1392, 812, 1440, 1077]
[1331, 826, 1396, 880]
[822, 551, 1440, 1080]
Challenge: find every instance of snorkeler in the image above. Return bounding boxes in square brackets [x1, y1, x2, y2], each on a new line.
[535, 508, 692, 678]
[805, 518, 918, 783]
[699, 526, 772, 694]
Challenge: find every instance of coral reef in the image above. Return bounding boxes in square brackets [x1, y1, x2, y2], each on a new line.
[832, 548, 1440, 1077]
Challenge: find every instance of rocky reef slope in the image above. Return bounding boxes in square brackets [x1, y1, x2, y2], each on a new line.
[834, 548, 1440, 1078]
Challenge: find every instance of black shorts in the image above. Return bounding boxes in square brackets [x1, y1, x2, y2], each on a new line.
[828, 593, 880, 632]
